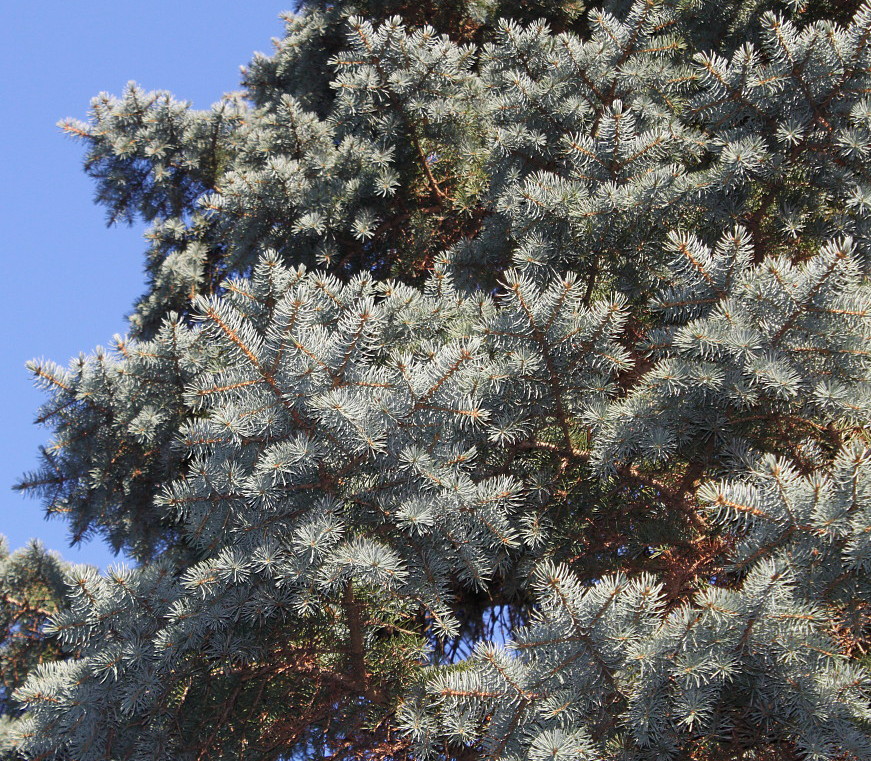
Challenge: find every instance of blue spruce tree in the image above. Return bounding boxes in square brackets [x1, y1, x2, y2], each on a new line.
[11, 1, 871, 759]
[0, 539, 72, 760]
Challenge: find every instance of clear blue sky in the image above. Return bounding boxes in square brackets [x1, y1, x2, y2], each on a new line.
[2, 2, 292, 567]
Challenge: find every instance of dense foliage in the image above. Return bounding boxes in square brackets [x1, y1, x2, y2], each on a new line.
[0, 540, 70, 760]
[7, 1, 871, 759]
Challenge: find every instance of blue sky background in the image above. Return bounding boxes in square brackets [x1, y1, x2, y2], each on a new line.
[2, 2, 292, 568]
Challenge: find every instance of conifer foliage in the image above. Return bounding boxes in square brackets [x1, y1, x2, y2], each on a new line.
[0, 540, 71, 760]
[11, 1, 871, 759]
